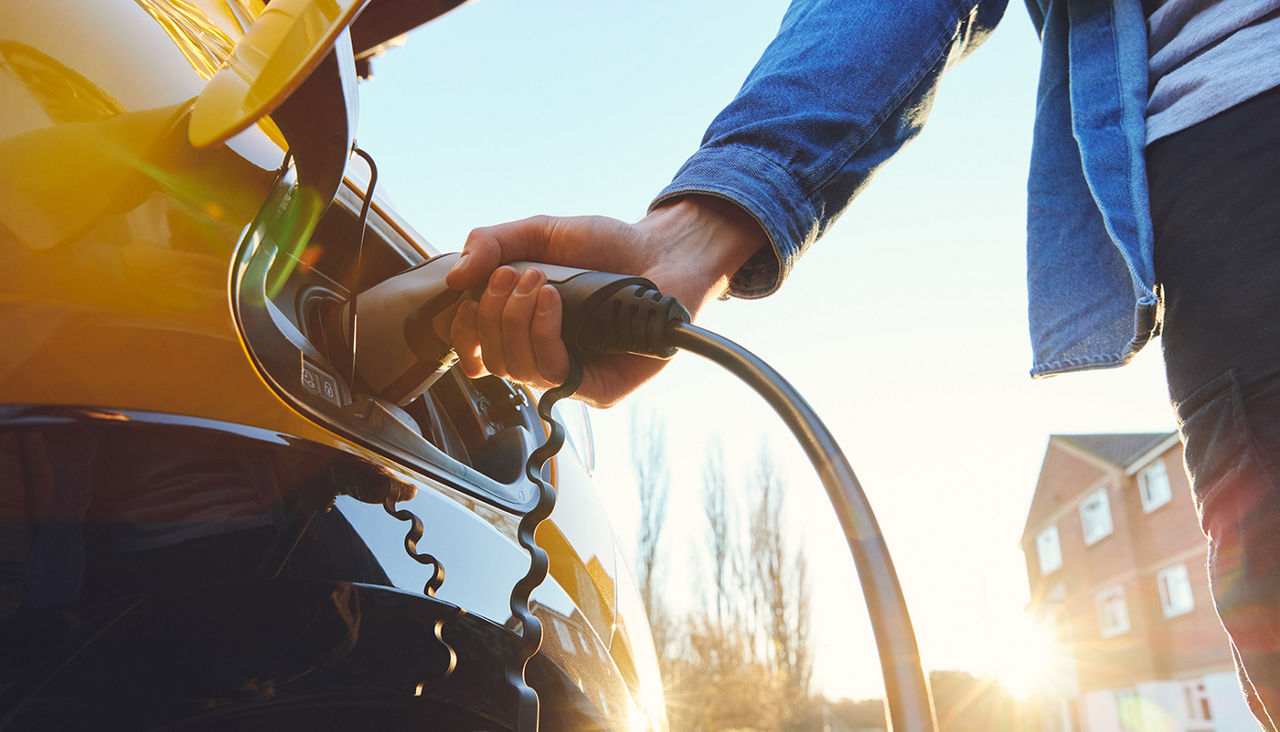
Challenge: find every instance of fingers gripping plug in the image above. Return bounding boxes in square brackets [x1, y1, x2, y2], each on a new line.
[501, 260, 690, 359]
[342, 252, 691, 404]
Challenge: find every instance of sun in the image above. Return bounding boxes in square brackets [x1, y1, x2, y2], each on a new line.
[989, 612, 1060, 699]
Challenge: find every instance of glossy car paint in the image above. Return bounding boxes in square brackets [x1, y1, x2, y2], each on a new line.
[0, 1, 663, 728]
[188, 0, 367, 147]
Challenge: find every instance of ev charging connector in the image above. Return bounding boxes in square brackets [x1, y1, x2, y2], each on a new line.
[340, 252, 690, 405]
[343, 253, 937, 732]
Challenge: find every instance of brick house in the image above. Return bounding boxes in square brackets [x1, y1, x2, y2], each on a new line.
[1020, 433, 1253, 732]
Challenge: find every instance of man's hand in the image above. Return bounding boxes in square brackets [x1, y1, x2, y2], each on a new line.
[446, 196, 766, 407]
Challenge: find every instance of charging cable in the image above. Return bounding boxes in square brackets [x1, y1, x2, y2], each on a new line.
[664, 321, 936, 732]
[504, 278, 938, 732]
[345, 256, 937, 731]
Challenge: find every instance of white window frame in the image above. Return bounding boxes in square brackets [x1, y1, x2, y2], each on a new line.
[1157, 564, 1195, 618]
[1036, 525, 1062, 575]
[1183, 679, 1213, 723]
[1138, 459, 1172, 513]
[1096, 584, 1130, 638]
[553, 618, 577, 653]
[1080, 488, 1114, 546]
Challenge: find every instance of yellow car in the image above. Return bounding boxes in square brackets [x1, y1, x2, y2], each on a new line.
[0, 1, 664, 728]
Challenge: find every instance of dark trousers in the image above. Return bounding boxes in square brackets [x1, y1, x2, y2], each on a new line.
[1149, 83, 1280, 729]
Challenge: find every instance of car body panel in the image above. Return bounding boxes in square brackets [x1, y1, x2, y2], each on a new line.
[0, 2, 664, 727]
[188, 0, 367, 147]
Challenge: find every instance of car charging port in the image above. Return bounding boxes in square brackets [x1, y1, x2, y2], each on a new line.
[298, 284, 351, 380]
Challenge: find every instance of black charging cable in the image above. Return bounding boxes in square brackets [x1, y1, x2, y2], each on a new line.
[346, 146, 377, 385]
[506, 358, 585, 732]
[341, 253, 935, 731]
[507, 282, 938, 732]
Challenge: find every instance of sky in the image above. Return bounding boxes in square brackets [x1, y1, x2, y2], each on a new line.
[357, 0, 1178, 702]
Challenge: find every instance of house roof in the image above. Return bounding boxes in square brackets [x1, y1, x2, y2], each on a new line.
[1053, 432, 1176, 469]
[1020, 431, 1178, 542]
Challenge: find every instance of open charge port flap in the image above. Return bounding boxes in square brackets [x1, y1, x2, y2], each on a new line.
[239, 178, 540, 510]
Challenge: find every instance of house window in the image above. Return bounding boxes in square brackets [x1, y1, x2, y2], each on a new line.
[1096, 585, 1130, 637]
[1036, 525, 1062, 575]
[553, 619, 577, 653]
[1116, 688, 1144, 732]
[1183, 679, 1212, 723]
[1157, 564, 1195, 617]
[1080, 488, 1113, 545]
[1139, 459, 1172, 512]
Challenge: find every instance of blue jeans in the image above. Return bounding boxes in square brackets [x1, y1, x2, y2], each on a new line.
[1150, 84, 1280, 730]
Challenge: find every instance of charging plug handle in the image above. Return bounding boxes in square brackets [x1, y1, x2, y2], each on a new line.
[503, 261, 690, 359]
[342, 253, 690, 405]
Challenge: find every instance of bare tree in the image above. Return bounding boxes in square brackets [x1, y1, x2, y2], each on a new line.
[748, 448, 814, 725]
[660, 441, 816, 731]
[668, 611, 785, 731]
[631, 408, 671, 659]
[749, 448, 784, 664]
[786, 551, 813, 704]
[702, 440, 737, 626]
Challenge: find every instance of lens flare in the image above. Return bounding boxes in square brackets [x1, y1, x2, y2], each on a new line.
[991, 612, 1059, 699]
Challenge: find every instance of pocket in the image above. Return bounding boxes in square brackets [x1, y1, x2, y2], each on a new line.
[1180, 369, 1280, 611]
[1176, 370, 1258, 527]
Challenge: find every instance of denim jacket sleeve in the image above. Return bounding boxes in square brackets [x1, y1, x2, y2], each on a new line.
[651, 0, 1009, 298]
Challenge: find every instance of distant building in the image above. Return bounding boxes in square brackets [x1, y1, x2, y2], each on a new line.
[1020, 433, 1254, 732]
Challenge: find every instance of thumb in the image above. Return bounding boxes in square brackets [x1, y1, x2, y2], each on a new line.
[446, 216, 554, 290]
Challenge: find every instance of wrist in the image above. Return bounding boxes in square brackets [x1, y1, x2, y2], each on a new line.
[639, 195, 767, 302]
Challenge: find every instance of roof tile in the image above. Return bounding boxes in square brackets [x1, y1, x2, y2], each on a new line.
[1053, 432, 1176, 469]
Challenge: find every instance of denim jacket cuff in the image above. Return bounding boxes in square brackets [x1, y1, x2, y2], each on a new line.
[649, 144, 815, 299]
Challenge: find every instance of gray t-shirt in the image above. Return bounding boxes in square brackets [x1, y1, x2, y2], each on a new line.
[1146, 0, 1280, 143]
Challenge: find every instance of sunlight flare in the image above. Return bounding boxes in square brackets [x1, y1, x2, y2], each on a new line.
[990, 612, 1059, 699]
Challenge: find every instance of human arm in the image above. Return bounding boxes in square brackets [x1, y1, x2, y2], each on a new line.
[660, 0, 1009, 298]
[449, 0, 1009, 405]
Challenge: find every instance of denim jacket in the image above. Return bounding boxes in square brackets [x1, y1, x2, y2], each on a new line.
[652, 0, 1158, 378]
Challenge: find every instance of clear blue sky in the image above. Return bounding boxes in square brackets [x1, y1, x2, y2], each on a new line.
[358, 0, 1177, 701]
